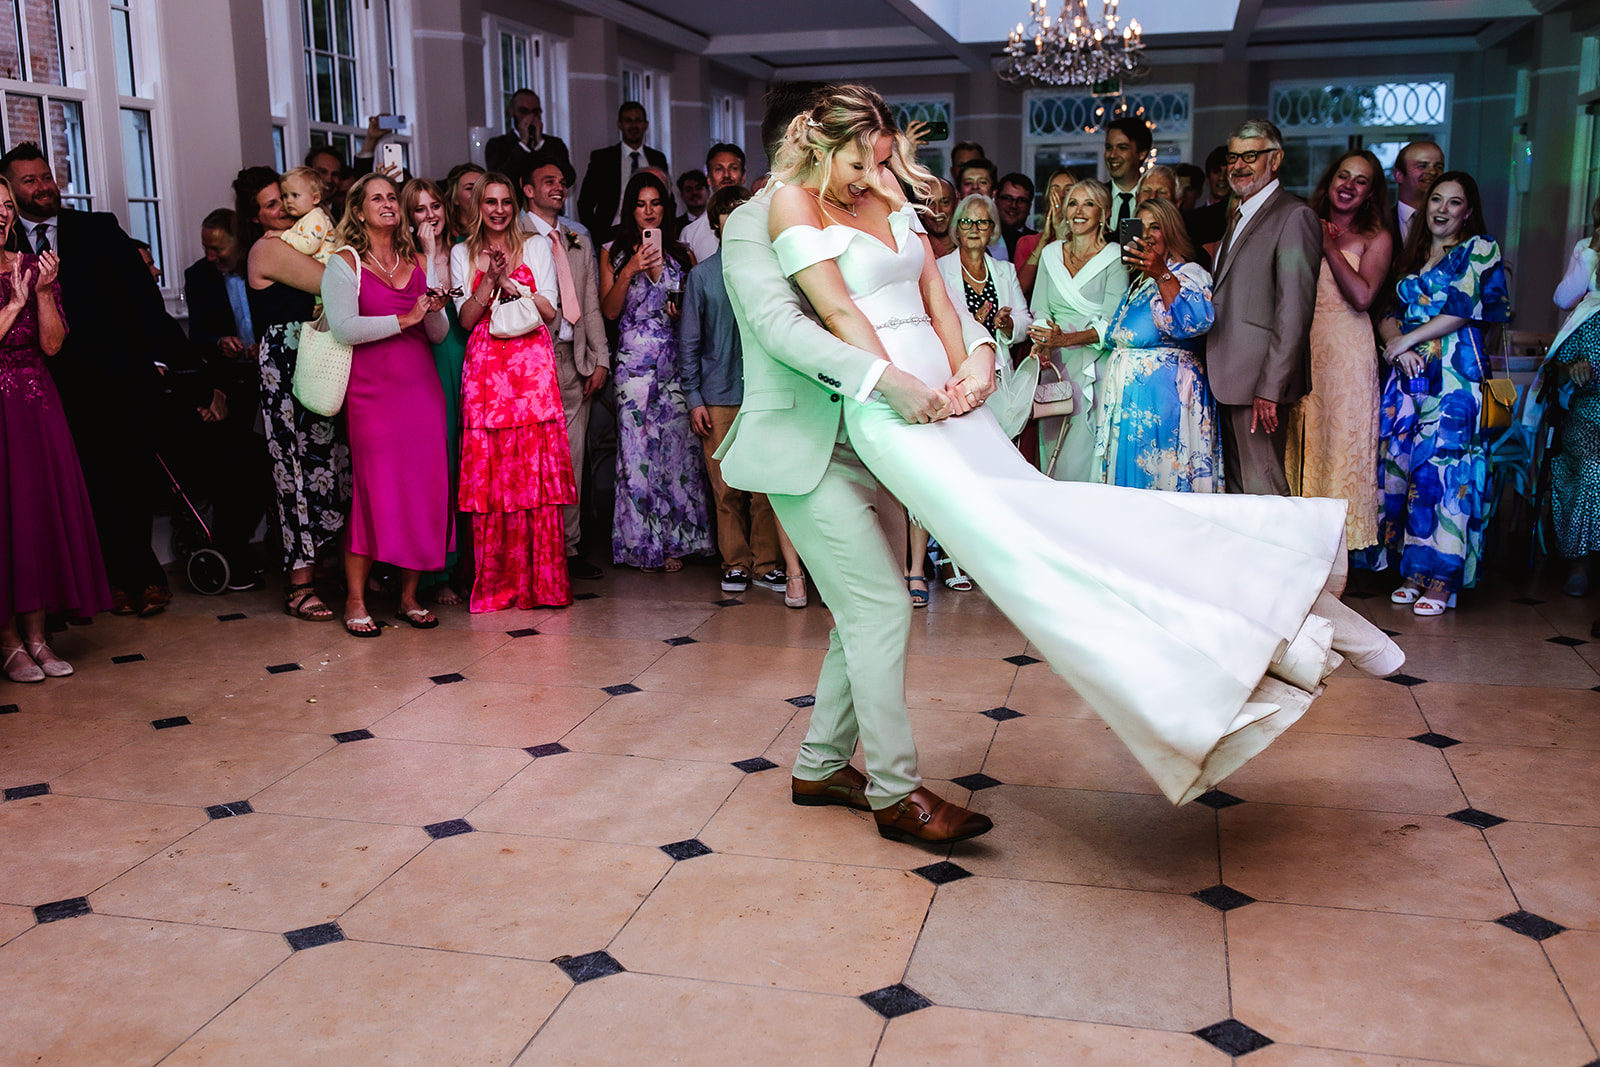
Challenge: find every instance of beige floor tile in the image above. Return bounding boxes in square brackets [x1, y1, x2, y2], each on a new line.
[904, 707, 998, 779]
[431, 604, 559, 633]
[905, 877, 1228, 1031]
[1545, 929, 1600, 1038]
[608, 852, 931, 995]
[251, 737, 530, 826]
[983, 715, 1164, 795]
[135, 616, 348, 670]
[0, 914, 287, 1067]
[339, 830, 671, 958]
[162, 939, 568, 1067]
[0, 712, 148, 784]
[1245, 1046, 1478, 1066]
[371, 680, 607, 749]
[0, 793, 206, 904]
[3, 662, 235, 721]
[1230, 903, 1592, 1065]
[1368, 598, 1557, 640]
[560, 688, 795, 762]
[520, 972, 882, 1067]
[1293, 677, 1427, 738]
[0, 903, 35, 945]
[90, 814, 427, 932]
[1003, 665, 1099, 718]
[191, 666, 436, 733]
[876, 1007, 1231, 1066]
[1221, 731, 1466, 814]
[689, 601, 836, 649]
[632, 640, 826, 699]
[957, 786, 1220, 892]
[1392, 634, 1599, 688]
[1447, 743, 1600, 826]
[468, 633, 670, 688]
[1220, 804, 1516, 918]
[468, 751, 744, 846]
[1411, 682, 1600, 749]
[696, 768, 954, 869]
[905, 610, 1028, 660]
[532, 596, 719, 641]
[905, 652, 1019, 711]
[1485, 821, 1600, 930]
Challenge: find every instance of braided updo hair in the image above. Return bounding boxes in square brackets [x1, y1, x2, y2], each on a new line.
[771, 83, 935, 213]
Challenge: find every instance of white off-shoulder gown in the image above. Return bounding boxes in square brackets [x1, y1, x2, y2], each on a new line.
[773, 205, 1375, 805]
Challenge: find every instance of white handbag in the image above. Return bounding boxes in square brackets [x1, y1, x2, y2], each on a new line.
[291, 245, 357, 417]
[488, 274, 542, 338]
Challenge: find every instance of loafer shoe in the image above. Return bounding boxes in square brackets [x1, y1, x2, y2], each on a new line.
[874, 787, 993, 844]
[792, 765, 871, 811]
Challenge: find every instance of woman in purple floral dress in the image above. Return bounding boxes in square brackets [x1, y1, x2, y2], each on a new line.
[600, 171, 712, 571]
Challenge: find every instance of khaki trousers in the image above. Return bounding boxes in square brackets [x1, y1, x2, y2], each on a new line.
[553, 339, 590, 557]
[1219, 401, 1291, 496]
[702, 404, 780, 573]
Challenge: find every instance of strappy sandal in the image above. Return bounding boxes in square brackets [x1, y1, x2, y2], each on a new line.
[905, 574, 929, 608]
[285, 583, 334, 621]
[3, 644, 44, 684]
[1413, 590, 1456, 617]
[1390, 585, 1421, 604]
[937, 558, 974, 592]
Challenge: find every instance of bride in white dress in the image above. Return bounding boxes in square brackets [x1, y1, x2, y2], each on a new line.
[764, 87, 1403, 805]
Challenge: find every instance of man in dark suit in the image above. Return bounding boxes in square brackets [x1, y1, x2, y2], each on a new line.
[577, 101, 668, 246]
[2, 141, 183, 614]
[1205, 119, 1321, 496]
[1390, 139, 1444, 246]
[485, 89, 571, 179]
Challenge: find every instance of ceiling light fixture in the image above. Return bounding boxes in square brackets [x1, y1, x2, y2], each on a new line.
[1001, 0, 1149, 89]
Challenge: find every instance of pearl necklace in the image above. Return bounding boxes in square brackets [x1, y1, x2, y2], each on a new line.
[960, 258, 990, 286]
[365, 247, 401, 276]
[807, 187, 857, 218]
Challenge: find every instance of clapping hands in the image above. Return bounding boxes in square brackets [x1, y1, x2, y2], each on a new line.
[5, 253, 36, 310]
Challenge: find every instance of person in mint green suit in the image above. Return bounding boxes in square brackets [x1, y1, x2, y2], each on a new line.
[717, 85, 1002, 845]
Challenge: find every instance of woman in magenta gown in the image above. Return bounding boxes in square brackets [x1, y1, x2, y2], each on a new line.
[322, 173, 452, 636]
[0, 176, 110, 682]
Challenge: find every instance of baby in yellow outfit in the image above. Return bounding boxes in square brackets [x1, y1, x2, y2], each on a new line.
[277, 166, 337, 262]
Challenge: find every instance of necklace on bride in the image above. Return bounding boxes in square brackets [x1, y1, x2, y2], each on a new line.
[807, 186, 857, 218]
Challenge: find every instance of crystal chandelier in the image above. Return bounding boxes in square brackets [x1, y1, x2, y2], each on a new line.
[1000, 0, 1149, 89]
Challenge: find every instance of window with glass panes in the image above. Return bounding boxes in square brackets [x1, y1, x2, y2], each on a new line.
[0, 0, 90, 210]
[302, 0, 360, 160]
[110, 0, 165, 273]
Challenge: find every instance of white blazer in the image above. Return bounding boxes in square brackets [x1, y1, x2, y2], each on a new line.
[935, 251, 1033, 354]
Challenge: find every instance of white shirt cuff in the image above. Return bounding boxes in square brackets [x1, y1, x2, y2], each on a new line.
[855, 359, 891, 403]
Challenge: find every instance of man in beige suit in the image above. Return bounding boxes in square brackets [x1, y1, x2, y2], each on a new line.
[523, 159, 609, 578]
[716, 84, 997, 845]
[1206, 119, 1321, 496]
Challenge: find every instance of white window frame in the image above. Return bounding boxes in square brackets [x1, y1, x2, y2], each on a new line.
[885, 94, 953, 179]
[0, 1, 94, 212]
[620, 62, 670, 158]
[1022, 84, 1193, 221]
[482, 15, 568, 147]
[709, 91, 744, 151]
[1268, 74, 1453, 195]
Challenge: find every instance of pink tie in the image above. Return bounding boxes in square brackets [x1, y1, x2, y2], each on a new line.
[551, 228, 580, 326]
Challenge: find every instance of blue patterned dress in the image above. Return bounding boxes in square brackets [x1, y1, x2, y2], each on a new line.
[1094, 261, 1221, 491]
[609, 253, 713, 568]
[1360, 236, 1511, 591]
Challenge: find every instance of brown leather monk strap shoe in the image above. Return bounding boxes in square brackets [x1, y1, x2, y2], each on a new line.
[874, 787, 993, 844]
[791, 765, 872, 811]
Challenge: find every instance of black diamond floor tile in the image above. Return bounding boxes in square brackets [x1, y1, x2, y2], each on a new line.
[982, 706, 1024, 721]
[859, 983, 932, 1019]
[573, 592, 601, 601]
[284, 922, 345, 951]
[950, 772, 1002, 791]
[205, 800, 254, 819]
[1548, 635, 1589, 647]
[555, 950, 624, 983]
[1193, 1018, 1274, 1055]
[216, 612, 247, 622]
[4, 783, 49, 801]
[1447, 807, 1507, 829]
[913, 861, 972, 885]
[714, 597, 742, 607]
[732, 756, 778, 773]
[506, 628, 539, 638]
[1410, 732, 1461, 749]
[660, 838, 713, 861]
[1495, 910, 1567, 941]
[786, 694, 816, 707]
[429, 673, 466, 685]
[662, 636, 697, 646]
[150, 716, 191, 730]
[602, 683, 641, 696]
[1193, 789, 1246, 809]
[423, 819, 474, 839]
[34, 897, 91, 924]
[1002, 654, 1041, 666]
[265, 662, 301, 674]
[1385, 673, 1427, 687]
[0, 703, 17, 714]
[526, 742, 569, 758]
[111, 654, 145, 664]
[1191, 884, 1258, 912]
[332, 729, 375, 743]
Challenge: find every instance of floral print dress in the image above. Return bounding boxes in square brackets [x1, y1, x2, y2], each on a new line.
[609, 254, 713, 568]
[1094, 261, 1221, 492]
[1360, 235, 1510, 592]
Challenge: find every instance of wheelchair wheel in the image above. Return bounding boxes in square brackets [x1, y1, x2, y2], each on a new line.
[187, 548, 231, 596]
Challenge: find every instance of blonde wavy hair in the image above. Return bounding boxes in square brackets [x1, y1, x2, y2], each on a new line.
[331, 173, 419, 263]
[771, 84, 934, 215]
[463, 171, 532, 262]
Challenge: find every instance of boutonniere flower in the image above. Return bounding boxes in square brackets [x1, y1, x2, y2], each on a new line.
[564, 230, 581, 251]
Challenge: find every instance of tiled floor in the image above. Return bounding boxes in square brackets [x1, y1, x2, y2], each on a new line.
[1, 561, 1598, 1066]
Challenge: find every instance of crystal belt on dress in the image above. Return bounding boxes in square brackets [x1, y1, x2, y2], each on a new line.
[873, 315, 932, 331]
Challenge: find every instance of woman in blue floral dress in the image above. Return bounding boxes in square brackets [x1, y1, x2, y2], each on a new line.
[1094, 198, 1221, 492]
[1368, 172, 1510, 616]
[599, 171, 713, 571]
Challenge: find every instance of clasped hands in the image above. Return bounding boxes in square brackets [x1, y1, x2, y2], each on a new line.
[1381, 335, 1427, 378]
[880, 349, 997, 425]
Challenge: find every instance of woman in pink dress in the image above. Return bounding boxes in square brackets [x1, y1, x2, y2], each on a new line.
[0, 176, 109, 682]
[322, 173, 452, 636]
[448, 173, 574, 611]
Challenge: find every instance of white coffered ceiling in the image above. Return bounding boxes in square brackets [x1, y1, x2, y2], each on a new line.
[538, 0, 1561, 79]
